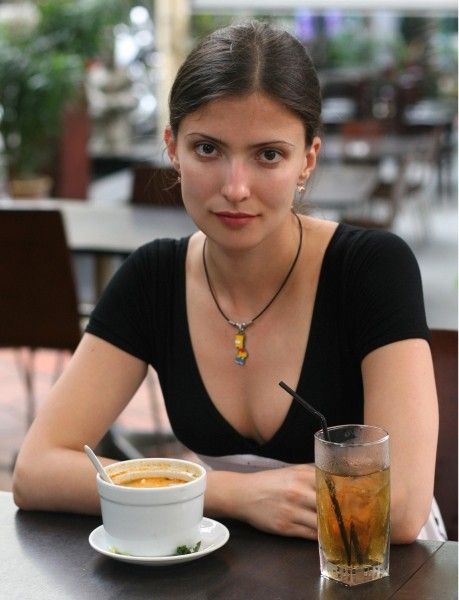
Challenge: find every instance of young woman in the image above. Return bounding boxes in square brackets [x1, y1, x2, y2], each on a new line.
[13, 21, 441, 543]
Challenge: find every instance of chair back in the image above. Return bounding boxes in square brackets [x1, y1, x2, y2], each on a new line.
[0, 209, 81, 351]
[430, 328, 458, 540]
[340, 119, 387, 139]
[404, 128, 442, 196]
[341, 157, 409, 230]
[130, 165, 183, 206]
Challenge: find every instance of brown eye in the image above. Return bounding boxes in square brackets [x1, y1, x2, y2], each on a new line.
[196, 143, 217, 156]
[259, 149, 282, 163]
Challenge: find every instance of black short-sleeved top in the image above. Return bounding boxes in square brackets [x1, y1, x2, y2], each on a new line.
[86, 224, 430, 463]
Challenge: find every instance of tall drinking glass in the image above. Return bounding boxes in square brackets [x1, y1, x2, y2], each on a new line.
[315, 424, 390, 586]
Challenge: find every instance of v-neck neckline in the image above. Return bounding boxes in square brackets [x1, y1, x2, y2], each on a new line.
[180, 223, 344, 449]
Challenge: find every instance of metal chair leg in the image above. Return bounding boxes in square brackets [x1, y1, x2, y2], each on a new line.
[145, 368, 164, 432]
[52, 351, 68, 384]
[13, 348, 36, 429]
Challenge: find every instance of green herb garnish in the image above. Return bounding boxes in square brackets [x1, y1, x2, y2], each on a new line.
[175, 541, 201, 555]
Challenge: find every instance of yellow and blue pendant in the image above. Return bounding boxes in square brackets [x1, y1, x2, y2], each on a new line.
[234, 324, 249, 365]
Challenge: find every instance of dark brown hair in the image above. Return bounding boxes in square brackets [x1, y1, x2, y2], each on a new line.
[169, 21, 321, 146]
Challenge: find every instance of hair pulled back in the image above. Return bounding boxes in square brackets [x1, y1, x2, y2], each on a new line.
[169, 21, 321, 146]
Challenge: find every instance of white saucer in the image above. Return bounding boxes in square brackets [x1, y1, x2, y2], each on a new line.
[88, 518, 230, 565]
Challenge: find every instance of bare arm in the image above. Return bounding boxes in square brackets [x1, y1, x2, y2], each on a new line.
[12, 333, 147, 514]
[204, 466, 318, 539]
[13, 333, 437, 544]
[362, 338, 438, 543]
[202, 338, 438, 542]
[13, 331, 318, 535]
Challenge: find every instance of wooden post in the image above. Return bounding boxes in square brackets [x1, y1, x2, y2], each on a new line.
[54, 101, 91, 199]
[154, 0, 191, 149]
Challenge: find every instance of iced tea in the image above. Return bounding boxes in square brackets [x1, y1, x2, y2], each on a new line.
[315, 425, 390, 586]
[316, 466, 390, 585]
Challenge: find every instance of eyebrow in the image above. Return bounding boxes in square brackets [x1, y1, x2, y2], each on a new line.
[185, 132, 295, 149]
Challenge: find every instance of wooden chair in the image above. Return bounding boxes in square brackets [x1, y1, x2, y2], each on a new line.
[0, 209, 82, 427]
[340, 119, 387, 139]
[430, 328, 458, 541]
[341, 157, 408, 230]
[339, 119, 387, 164]
[400, 128, 442, 243]
[130, 164, 183, 207]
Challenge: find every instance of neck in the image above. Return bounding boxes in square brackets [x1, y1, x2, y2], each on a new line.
[202, 212, 302, 322]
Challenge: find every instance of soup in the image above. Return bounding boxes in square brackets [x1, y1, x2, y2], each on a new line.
[114, 475, 187, 488]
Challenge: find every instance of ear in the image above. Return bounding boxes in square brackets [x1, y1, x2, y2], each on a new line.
[300, 136, 321, 181]
[164, 126, 180, 173]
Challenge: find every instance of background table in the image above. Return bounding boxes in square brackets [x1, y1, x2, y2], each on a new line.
[0, 167, 377, 295]
[306, 164, 378, 212]
[1, 492, 456, 600]
[0, 199, 197, 295]
[1, 162, 378, 236]
[320, 133, 434, 164]
[0, 199, 197, 255]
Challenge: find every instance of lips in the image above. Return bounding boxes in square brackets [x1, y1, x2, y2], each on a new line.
[215, 211, 255, 218]
[213, 211, 257, 228]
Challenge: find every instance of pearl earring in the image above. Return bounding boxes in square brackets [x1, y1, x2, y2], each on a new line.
[177, 175, 181, 183]
[296, 183, 305, 193]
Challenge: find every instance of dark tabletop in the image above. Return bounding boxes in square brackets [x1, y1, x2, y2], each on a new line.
[0, 492, 457, 600]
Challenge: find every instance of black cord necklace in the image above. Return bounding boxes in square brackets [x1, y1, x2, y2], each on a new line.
[202, 212, 303, 365]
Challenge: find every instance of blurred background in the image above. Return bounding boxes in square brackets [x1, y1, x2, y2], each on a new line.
[0, 1, 457, 493]
[0, 1, 457, 195]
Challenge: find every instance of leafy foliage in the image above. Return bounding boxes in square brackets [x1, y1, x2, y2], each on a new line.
[0, 0, 129, 178]
[0, 36, 83, 177]
[37, 0, 127, 60]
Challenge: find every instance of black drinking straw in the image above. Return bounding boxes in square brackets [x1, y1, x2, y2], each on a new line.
[278, 381, 354, 566]
[278, 381, 330, 441]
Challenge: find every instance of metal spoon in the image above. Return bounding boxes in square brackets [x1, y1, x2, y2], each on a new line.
[84, 445, 113, 484]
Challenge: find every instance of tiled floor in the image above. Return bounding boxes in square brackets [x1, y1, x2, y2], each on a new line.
[1, 167, 457, 492]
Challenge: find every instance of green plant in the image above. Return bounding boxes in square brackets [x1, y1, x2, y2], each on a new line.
[37, 0, 127, 61]
[0, 0, 128, 179]
[0, 36, 84, 178]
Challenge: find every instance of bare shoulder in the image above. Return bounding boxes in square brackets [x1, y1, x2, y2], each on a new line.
[300, 214, 338, 237]
[185, 231, 205, 276]
[298, 215, 339, 260]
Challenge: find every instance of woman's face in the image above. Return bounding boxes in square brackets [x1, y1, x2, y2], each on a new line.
[165, 92, 320, 251]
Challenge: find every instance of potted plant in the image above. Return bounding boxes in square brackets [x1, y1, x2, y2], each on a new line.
[0, 0, 127, 197]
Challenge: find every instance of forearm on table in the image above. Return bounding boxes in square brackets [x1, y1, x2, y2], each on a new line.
[361, 341, 439, 544]
[203, 470, 248, 520]
[387, 426, 437, 543]
[389, 478, 435, 544]
[13, 446, 116, 515]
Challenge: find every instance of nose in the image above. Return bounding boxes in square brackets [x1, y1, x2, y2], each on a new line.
[221, 159, 250, 204]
